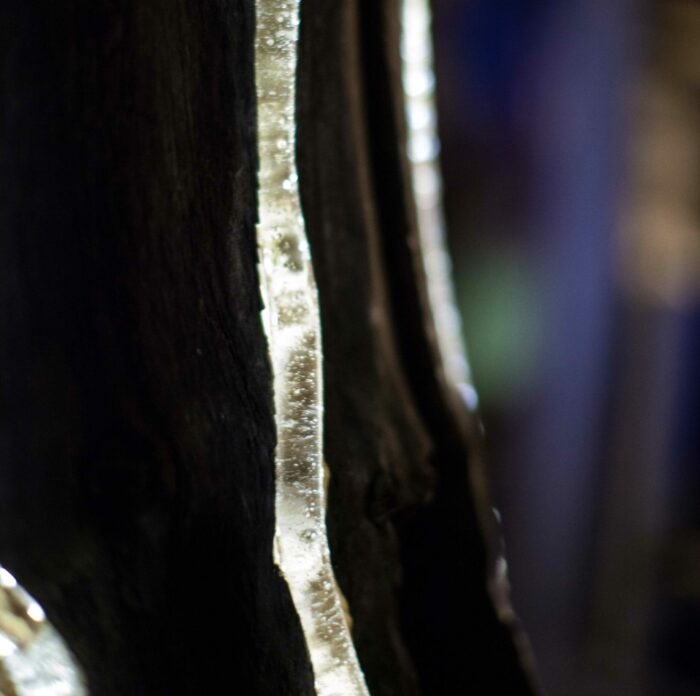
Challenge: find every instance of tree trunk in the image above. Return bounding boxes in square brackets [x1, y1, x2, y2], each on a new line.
[0, 1, 535, 694]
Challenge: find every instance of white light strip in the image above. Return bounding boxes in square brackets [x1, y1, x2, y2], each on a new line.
[254, 3, 370, 695]
[401, 0, 478, 410]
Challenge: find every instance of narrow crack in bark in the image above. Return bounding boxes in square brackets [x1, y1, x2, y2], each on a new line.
[254, 2, 370, 694]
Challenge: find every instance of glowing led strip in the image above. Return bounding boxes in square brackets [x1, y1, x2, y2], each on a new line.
[400, 0, 477, 408]
[254, 3, 370, 695]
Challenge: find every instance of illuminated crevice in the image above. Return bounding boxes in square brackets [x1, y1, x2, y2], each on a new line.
[0, 567, 85, 696]
[400, 0, 478, 410]
[400, 0, 524, 638]
[254, 2, 370, 695]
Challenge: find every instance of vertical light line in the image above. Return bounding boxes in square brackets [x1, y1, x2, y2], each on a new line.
[401, 1, 531, 651]
[400, 0, 478, 410]
[254, 2, 370, 695]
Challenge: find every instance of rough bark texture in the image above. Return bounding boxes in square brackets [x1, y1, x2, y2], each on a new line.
[1, 1, 535, 694]
[0, 2, 313, 694]
[297, 3, 433, 694]
[298, 2, 536, 694]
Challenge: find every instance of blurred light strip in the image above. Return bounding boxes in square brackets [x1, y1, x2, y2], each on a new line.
[254, 2, 370, 695]
[401, 0, 478, 410]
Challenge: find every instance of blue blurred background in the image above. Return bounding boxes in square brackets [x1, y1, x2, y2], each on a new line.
[432, 1, 700, 693]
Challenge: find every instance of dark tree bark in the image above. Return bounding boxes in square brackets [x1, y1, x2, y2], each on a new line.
[0, 2, 313, 693]
[298, 3, 536, 694]
[1, 1, 535, 694]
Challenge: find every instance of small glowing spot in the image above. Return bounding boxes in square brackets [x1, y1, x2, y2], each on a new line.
[26, 602, 46, 623]
[408, 101, 433, 129]
[458, 382, 479, 411]
[409, 132, 439, 162]
[404, 69, 434, 97]
[0, 568, 18, 589]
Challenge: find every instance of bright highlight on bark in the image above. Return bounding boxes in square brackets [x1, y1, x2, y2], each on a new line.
[254, 2, 371, 695]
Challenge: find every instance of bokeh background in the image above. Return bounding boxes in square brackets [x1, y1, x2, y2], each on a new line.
[432, 1, 700, 694]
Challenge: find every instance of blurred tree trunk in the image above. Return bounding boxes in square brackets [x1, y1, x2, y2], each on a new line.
[0, 1, 535, 694]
